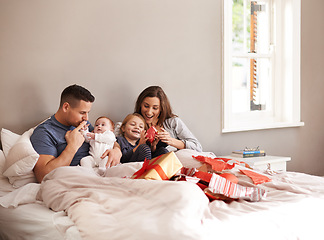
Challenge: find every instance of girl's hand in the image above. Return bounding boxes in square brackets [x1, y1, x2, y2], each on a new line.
[138, 131, 147, 145]
[150, 136, 159, 152]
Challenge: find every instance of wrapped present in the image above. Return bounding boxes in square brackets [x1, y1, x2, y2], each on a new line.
[207, 173, 266, 202]
[180, 167, 212, 190]
[132, 152, 183, 180]
[146, 126, 158, 143]
[181, 167, 265, 202]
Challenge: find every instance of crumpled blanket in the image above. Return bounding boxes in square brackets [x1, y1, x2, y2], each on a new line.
[37, 166, 212, 240]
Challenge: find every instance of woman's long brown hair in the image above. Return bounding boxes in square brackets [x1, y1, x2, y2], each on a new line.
[134, 86, 176, 126]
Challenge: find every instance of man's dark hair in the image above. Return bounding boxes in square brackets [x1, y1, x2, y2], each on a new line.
[60, 84, 95, 108]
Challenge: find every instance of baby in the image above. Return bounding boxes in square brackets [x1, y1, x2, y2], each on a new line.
[80, 116, 116, 175]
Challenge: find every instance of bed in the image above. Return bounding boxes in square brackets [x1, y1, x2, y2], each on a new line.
[1, 126, 324, 240]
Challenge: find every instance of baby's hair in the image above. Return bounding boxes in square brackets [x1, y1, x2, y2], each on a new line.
[96, 116, 115, 129]
[120, 113, 146, 136]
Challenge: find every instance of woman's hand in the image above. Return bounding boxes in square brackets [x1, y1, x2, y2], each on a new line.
[157, 128, 185, 150]
[156, 128, 172, 145]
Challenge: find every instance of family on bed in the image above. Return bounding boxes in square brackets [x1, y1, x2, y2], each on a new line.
[30, 84, 202, 182]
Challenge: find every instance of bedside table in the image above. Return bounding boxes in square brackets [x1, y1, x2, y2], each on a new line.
[220, 155, 291, 172]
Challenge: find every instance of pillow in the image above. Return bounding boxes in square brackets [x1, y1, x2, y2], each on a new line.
[6, 174, 37, 188]
[0, 150, 6, 177]
[2, 128, 39, 188]
[1, 128, 21, 157]
[114, 121, 122, 137]
[175, 149, 217, 169]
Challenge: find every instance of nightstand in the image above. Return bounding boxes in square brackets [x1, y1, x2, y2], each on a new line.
[220, 155, 291, 172]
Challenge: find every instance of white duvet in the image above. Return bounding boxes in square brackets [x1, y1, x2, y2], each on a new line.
[2, 160, 324, 240]
[38, 166, 212, 240]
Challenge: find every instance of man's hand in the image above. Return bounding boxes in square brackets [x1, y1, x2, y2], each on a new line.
[101, 142, 122, 168]
[65, 121, 87, 151]
[34, 121, 89, 183]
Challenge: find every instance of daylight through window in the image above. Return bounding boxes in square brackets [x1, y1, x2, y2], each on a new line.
[223, 0, 304, 132]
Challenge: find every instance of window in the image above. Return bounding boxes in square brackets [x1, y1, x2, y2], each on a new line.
[222, 0, 304, 132]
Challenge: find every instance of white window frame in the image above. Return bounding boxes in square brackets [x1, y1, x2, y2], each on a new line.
[222, 0, 304, 133]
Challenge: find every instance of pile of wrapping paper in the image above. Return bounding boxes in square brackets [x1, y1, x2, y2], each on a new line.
[132, 152, 271, 202]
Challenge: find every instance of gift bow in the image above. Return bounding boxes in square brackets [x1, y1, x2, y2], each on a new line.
[132, 155, 168, 180]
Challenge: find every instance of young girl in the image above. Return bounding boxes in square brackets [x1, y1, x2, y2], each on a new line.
[117, 113, 168, 163]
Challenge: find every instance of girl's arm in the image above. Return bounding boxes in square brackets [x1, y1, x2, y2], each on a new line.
[132, 131, 147, 153]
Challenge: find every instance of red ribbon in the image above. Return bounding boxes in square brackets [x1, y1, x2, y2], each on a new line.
[132, 155, 169, 180]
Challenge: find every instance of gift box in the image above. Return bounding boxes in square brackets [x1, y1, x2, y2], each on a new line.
[207, 173, 266, 202]
[146, 126, 158, 143]
[132, 152, 183, 180]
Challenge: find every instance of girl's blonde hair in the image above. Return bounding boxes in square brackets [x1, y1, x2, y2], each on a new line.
[120, 113, 146, 136]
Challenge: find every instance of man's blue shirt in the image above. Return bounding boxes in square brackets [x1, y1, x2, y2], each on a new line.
[30, 115, 93, 166]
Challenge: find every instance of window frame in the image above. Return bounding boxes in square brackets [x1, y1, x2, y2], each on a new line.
[222, 0, 304, 133]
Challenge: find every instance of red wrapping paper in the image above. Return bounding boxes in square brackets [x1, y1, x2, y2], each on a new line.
[146, 126, 158, 143]
[240, 169, 271, 185]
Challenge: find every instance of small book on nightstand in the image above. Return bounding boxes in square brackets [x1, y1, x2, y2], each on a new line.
[232, 147, 266, 158]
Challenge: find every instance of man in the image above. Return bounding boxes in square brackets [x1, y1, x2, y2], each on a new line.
[31, 84, 122, 182]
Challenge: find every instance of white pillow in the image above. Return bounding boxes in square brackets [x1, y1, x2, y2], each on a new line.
[1, 128, 21, 157]
[175, 149, 217, 169]
[6, 174, 37, 188]
[114, 121, 122, 137]
[0, 150, 6, 177]
[2, 128, 39, 188]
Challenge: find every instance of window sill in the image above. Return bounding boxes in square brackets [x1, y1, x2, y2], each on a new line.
[222, 122, 305, 133]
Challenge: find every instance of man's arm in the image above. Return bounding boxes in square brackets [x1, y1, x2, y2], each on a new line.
[33, 122, 87, 182]
[102, 141, 122, 167]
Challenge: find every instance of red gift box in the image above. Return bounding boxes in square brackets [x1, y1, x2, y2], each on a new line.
[146, 126, 158, 143]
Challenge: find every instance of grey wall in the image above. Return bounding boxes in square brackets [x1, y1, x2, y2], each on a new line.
[0, 0, 323, 175]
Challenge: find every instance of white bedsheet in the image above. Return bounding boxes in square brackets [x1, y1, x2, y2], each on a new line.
[0, 176, 81, 240]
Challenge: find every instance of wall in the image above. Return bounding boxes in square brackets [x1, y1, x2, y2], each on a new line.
[0, 0, 323, 175]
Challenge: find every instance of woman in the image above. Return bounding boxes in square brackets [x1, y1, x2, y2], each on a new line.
[135, 86, 202, 152]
